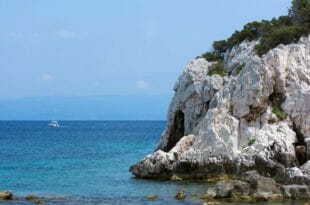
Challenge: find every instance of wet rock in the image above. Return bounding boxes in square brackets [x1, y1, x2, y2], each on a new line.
[26, 195, 38, 200]
[175, 190, 185, 200]
[172, 160, 199, 178]
[170, 175, 183, 181]
[251, 193, 283, 201]
[190, 192, 198, 197]
[230, 195, 252, 201]
[281, 185, 310, 199]
[129, 150, 173, 179]
[203, 202, 221, 205]
[213, 180, 249, 198]
[290, 175, 310, 186]
[145, 194, 158, 200]
[249, 174, 281, 195]
[206, 175, 229, 183]
[200, 189, 216, 200]
[0, 191, 13, 200]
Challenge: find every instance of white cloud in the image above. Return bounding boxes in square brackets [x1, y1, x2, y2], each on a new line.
[135, 80, 149, 90]
[42, 73, 54, 81]
[55, 29, 82, 39]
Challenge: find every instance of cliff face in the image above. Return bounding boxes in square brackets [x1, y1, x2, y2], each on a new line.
[130, 36, 310, 183]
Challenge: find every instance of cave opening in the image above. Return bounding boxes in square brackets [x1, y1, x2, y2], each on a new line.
[165, 110, 185, 152]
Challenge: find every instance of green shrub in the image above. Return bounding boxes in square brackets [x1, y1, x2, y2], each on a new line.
[198, 0, 310, 58]
[212, 40, 229, 53]
[235, 64, 245, 74]
[248, 138, 256, 146]
[255, 25, 303, 56]
[207, 62, 228, 77]
[201, 51, 223, 62]
[272, 105, 286, 120]
[289, 0, 310, 26]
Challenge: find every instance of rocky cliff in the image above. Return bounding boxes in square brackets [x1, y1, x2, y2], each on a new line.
[130, 36, 310, 198]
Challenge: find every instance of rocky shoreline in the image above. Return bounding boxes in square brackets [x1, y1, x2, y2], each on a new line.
[130, 36, 310, 200]
[0, 191, 68, 204]
[2, 190, 310, 205]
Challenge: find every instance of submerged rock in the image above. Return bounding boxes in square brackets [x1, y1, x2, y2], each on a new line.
[175, 190, 185, 200]
[26, 194, 38, 200]
[0, 191, 13, 200]
[130, 36, 310, 199]
[203, 202, 221, 205]
[146, 194, 158, 200]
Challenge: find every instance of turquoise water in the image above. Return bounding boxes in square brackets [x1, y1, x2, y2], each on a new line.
[0, 121, 210, 204]
[0, 121, 307, 205]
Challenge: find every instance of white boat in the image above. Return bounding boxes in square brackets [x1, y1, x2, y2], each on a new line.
[49, 120, 59, 128]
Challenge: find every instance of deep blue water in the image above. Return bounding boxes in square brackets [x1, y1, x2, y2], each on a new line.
[0, 121, 210, 204]
[0, 121, 306, 205]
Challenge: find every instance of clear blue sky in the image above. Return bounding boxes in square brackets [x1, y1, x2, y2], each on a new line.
[0, 0, 291, 120]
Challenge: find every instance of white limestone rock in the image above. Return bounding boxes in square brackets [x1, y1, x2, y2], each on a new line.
[130, 36, 310, 181]
[301, 160, 310, 175]
[156, 58, 223, 151]
[286, 167, 304, 179]
[224, 40, 258, 73]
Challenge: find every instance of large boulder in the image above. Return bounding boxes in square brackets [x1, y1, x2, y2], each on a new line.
[281, 185, 310, 199]
[213, 180, 249, 198]
[249, 174, 281, 195]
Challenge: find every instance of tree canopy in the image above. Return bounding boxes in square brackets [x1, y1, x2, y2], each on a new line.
[200, 0, 310, 60]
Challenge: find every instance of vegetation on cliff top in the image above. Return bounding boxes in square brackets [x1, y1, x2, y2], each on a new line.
[207, 62, 228, 77]
[199, 0, 310, 61]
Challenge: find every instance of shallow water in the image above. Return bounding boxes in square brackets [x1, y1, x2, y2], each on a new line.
[0, 121, 308, 204]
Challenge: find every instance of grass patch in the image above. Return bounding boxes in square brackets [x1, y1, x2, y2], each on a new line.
[272, 105, 286, 120]
[207, 62, 228, 77]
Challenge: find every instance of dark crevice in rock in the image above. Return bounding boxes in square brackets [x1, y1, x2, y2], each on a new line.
[292, 122, 307, 165]
[165, 110, 185, 152]
[270, 142, 298, 168]
[245, 106, 266, 122]
[205, 101, 210, 113]
[269, 93, 284, 105]
[254, 155, 286, 183]
[194, 101, 210, 128]
[269, 92, 287, 121]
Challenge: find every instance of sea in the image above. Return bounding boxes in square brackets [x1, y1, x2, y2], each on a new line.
[0, 121, 306, 205]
